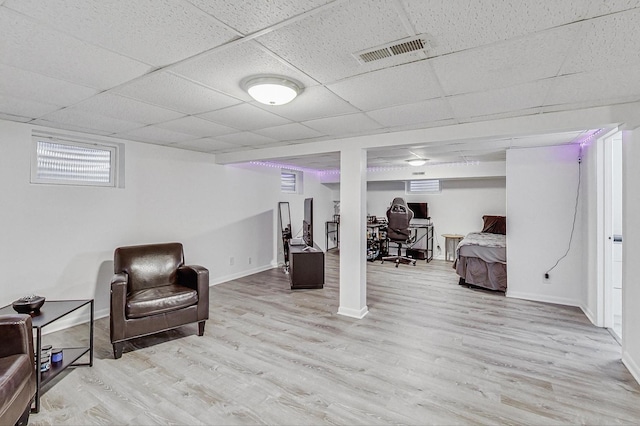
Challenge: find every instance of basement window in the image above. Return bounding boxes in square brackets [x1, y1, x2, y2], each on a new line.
[281, 169, 302, 194]
[406, 179, 441, 194]
[31, 136, 118, 187]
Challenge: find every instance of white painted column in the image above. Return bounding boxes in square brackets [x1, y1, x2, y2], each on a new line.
[338, 147, 368, 319]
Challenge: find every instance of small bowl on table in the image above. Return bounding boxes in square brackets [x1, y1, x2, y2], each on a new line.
[12, 296, 46, 314]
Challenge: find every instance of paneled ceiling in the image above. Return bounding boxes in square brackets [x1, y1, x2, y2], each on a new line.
[1, 0, 639, 170]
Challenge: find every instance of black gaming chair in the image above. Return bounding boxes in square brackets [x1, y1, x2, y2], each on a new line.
[382, 197, 416, 266]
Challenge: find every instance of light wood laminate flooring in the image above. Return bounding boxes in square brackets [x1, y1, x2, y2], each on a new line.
[31, 253, 640, 425]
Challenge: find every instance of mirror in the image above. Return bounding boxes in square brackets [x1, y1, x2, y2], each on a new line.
[278, 202, 292, 269]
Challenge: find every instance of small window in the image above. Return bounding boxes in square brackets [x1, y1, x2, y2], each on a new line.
[31, 137, 118, 187]
[406, 179, 440, 194]
[281, 169, 302, 194]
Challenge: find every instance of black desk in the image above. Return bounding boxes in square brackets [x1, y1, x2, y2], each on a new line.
[0, 299, 94, 413]
[288, 242, 324, 289]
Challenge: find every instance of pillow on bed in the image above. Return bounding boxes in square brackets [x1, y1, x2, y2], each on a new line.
[482, 215, 506, 234]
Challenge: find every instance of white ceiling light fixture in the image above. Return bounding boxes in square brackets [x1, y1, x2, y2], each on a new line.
[242, 75, 303, 106]
[407, 158, 427, 166]
[406, 151, 428, 166]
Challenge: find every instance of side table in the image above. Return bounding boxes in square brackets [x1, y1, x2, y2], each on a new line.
[0, 299, 94, 413]
[442, 234, 465, 262]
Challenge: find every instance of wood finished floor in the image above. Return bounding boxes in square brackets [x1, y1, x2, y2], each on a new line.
[31, 252, 640, 425]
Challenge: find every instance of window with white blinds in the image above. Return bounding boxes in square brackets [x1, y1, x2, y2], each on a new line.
[406, 179, 441, 194]
[31, 138, 117, 186]
[281, 169, 302, 193]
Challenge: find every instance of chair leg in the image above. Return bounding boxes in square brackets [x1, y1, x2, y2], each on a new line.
[113, 342, 124, 359]
[198, 321, 206, 336]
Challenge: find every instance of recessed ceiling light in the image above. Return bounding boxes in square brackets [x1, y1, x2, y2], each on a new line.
[242, 75, 303, 106]
[407, 159, 427, 166]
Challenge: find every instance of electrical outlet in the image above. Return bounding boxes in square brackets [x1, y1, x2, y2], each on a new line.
[229, 256, 234, 266]
[543, 272, 550, 282]
[248, 257, 252, 265]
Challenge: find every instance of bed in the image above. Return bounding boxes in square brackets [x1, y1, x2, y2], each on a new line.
[454, 215, 507, 292]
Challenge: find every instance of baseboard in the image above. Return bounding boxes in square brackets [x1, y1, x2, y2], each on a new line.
[622, 350, 640, 386]
[44, 264, 277, 335]
[580, 303, 599, 327]
[209, 263, 276, 286]
[506, 291, 580, 308]
[337, 305, 369, 319]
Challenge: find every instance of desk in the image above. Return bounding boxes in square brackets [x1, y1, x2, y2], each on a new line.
[442, 234, 464, 261]
[0, 299, 94, 413]
[407, 224, 434, 262]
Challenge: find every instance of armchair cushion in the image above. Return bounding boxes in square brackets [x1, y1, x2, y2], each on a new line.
[126, 284, 198, 319]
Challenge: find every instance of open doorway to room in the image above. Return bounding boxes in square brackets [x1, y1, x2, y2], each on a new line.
[604, 131, 623, 342]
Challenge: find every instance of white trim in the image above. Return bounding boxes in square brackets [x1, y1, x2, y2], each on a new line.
[337, 305, 369, 319]
[622, 350, 640, 386]
[506, 291, 581, 308]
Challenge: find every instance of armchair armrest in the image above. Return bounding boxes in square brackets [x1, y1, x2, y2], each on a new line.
[110, 272, 128, 342]
[178, 265, 209, 320]
[0, 315, 33, 359]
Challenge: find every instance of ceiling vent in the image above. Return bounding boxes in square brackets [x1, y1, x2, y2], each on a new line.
[354, 35, 429, 64]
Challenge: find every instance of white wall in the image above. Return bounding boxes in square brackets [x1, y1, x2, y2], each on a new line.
[622, 128, 640, 383]
[506, 144, 584, 306]
[0, 119, 332, 319]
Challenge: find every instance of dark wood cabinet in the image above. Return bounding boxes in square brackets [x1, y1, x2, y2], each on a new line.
[288, 242, 324, 289]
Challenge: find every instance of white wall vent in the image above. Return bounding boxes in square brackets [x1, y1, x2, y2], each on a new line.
[354, 35, 429, 64]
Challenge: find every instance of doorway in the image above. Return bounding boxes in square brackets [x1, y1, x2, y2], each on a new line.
[604, 131, 623, 341]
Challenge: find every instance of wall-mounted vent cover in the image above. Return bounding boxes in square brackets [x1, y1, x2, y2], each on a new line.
[354, 35, 428, 64]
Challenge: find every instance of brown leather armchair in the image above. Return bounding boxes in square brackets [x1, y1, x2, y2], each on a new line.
[0, 315, 36, 426]
[110, 242, 209, 359]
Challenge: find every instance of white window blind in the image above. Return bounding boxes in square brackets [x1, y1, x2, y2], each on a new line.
[406, 179, 441, 194]
[281, 169, 300, 193]
[32, 138, 117, 186]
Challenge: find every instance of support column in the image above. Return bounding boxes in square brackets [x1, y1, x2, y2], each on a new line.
[338, 147, 368, 319]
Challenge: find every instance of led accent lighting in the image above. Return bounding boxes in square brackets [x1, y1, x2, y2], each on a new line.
[242, 76, 303, 106]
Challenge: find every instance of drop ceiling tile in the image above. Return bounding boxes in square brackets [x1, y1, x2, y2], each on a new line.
[197, 103, 291, 131]
[584, 0, 640, 18]
[216, 131, 278, 147]
[546, 65, 640, 107]
[0, 63, 98, 106]
[327, 61, 443, 110]
[174, 137, 240, 153]
[0, 94, 61, 118]
[253, 123, 323, 141]
[462, 107, 543, 124]
[186, 0, 333, 34]
[561, 9, 640, 74]
[402, 0, 585, 55]
[255, 85, 359, 122]
[447, 81, 550, 119]
[0, 9, 150, 90]
[113, 71, 240, 115]
[431, 26, 580, 96]
[303, 113, 383, 136]
[171, 41, 316, 101]
[3, 0, 237, 67]
[31, 119, 113, 136]
[116, 126, 195, 144]
[73, 93, 184, 125]
[367, 98, 453, 128]
[36, 109, 144, 134]
[155, 116, 238, 138]
[256, 0, 412, 82]
[0, 112, 32, 123]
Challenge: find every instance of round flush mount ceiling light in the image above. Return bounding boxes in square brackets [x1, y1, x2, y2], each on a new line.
[406, 159, 427, 166]
[242, 75, 303, 106]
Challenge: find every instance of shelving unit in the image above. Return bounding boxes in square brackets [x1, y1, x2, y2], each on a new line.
[325, 221, 339, 251]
